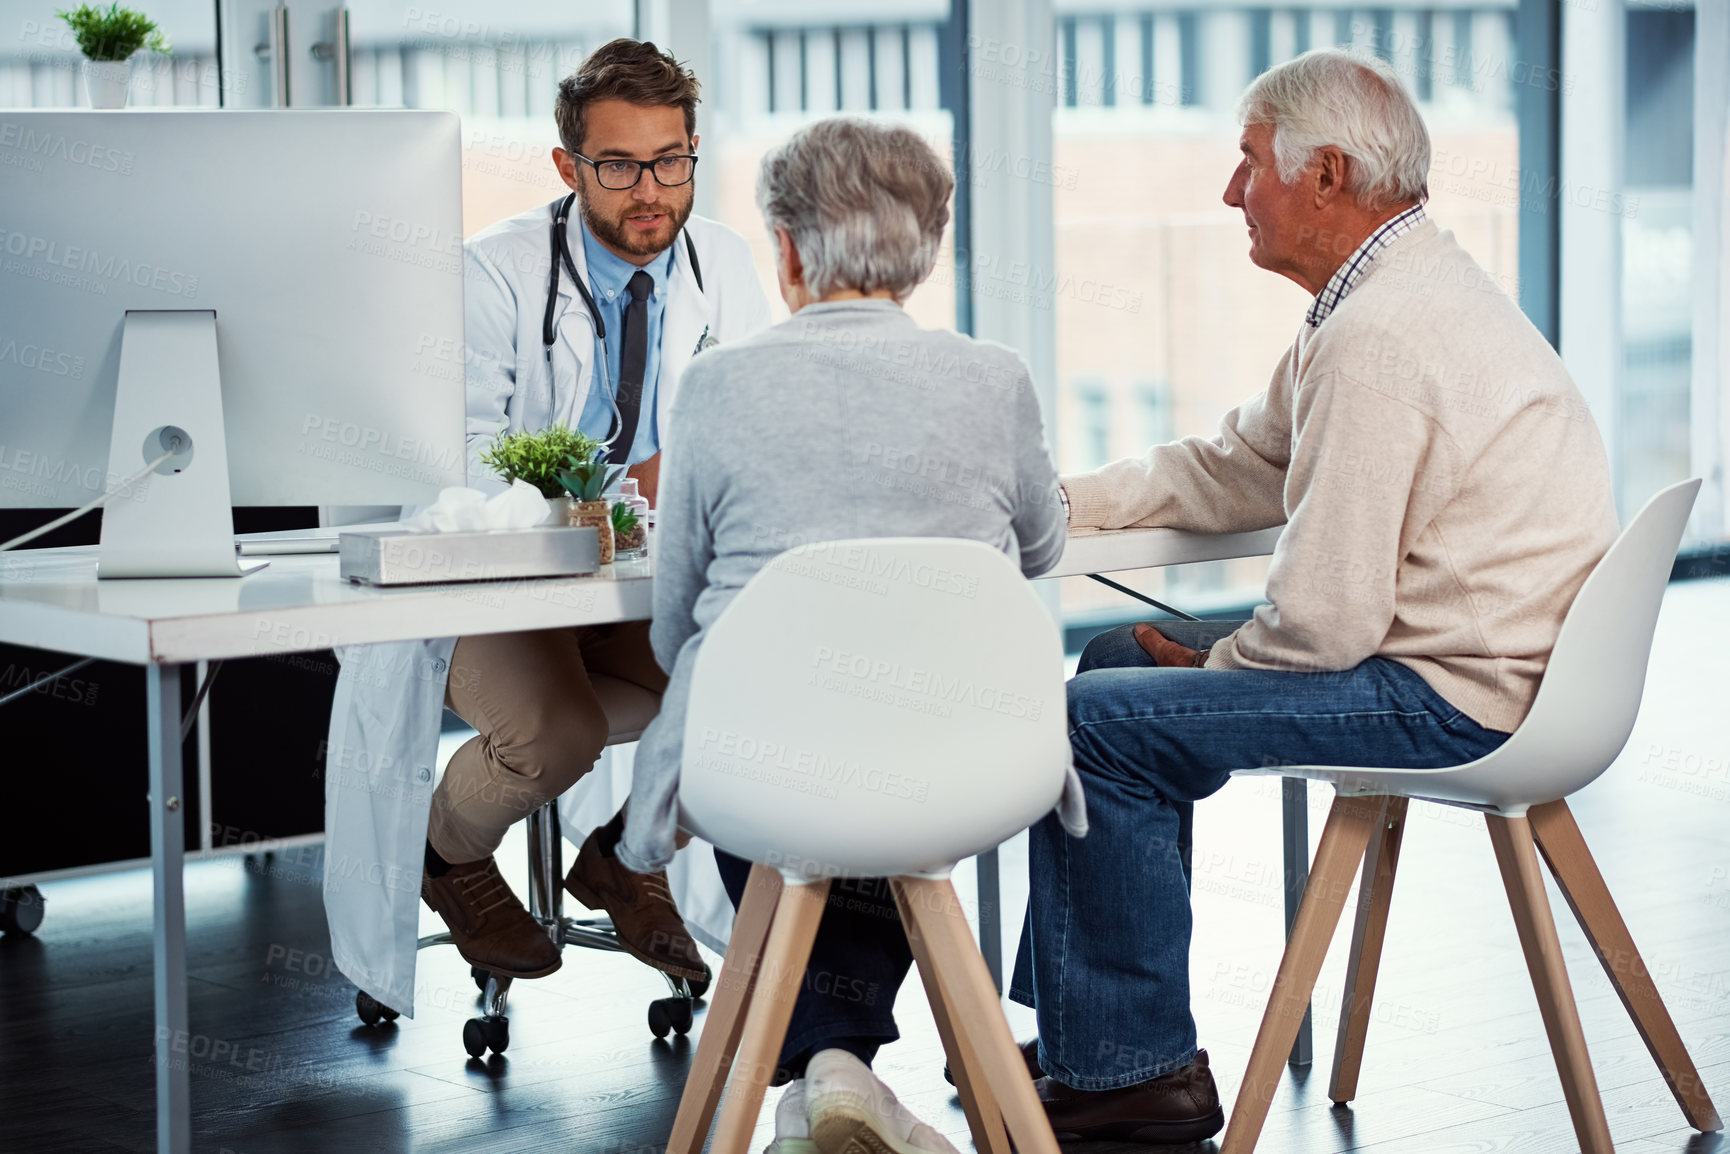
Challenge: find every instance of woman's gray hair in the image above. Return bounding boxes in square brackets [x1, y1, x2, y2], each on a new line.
[1236, 48, 1430, 210]
[756, 117, 953, 303]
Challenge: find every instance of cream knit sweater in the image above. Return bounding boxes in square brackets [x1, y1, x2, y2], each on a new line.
[1063, 220, 1618, 733]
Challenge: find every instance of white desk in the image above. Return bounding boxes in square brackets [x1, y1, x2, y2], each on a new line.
[1045, 525, 1282, 579]
[0, 524, 1285, 1154]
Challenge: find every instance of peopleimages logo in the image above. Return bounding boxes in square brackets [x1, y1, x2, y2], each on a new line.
[0, 121, 135, 174]
[695, 727, 932, 803]
[0, 228, 198, 297]
[0, 336, 82, 377]
[810, 646, 1045, 721]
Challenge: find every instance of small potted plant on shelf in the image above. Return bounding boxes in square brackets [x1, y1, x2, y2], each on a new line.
[557, 449, 624, 565]
[479, 423, 601, 523]
[56, 3, 171, 109]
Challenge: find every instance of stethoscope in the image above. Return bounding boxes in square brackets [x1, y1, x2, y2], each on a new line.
[541, 191, 704, 448]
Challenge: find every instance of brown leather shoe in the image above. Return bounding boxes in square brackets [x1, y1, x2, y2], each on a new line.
[421, 855, 562, 979]
[1036, 1049, 1224, 1143]
[945, 1037, 1042, 1086]
[564, 820, 706, 983]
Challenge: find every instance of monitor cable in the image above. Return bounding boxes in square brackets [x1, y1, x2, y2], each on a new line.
[0, 448, 176, 554]
[0, 443, 224, 734]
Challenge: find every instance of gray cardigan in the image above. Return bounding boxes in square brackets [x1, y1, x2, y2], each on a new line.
[618, 299, 1067, 872]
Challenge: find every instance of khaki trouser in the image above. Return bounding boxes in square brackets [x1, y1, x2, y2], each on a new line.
[426, 622, 667, 864]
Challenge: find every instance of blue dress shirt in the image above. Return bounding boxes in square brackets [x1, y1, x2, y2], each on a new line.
[575, 218, 675, 465]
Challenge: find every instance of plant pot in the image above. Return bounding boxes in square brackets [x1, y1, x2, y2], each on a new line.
[84, 59, 131, 109]
[570, 499, 614, 565]
[545, 495, 571, 525]
[612, 518, 648, 561]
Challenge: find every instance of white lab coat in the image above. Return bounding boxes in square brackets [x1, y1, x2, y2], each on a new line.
[324, 205, 774, 1016]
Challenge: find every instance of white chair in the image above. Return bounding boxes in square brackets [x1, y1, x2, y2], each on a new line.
[1222, 479, 1723, 1153]
[663, 538, 1071, 1154]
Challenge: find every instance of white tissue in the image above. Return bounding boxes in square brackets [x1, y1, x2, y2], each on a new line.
[401, 480, 554, 533]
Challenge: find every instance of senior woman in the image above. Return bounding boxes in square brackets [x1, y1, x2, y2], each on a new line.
[605, 117, 1066, 1151]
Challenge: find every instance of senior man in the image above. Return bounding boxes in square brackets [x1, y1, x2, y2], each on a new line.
[1007, 48, 1619, 1142]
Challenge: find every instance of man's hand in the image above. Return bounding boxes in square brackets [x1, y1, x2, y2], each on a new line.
[1134, 622, 1208, 668]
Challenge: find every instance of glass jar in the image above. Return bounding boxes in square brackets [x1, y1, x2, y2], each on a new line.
[611, 477, 650, 561]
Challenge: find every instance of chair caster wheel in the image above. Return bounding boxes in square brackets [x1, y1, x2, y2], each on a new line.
[688, 964, 711, 1000]
[0, 886, 45, 936]
[471, 965, 489, 992]
[648, 997, 693, 1038]
[355, 990, 398, 1026]
[464, 1016, 509, 1058]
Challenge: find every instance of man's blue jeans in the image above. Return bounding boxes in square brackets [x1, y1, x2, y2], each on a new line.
[1008, 623, 1511, 1091]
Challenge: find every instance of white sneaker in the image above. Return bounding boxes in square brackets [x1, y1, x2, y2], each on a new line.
[765, 1079, 818, 1154]
[803, 1049, 960, 1154]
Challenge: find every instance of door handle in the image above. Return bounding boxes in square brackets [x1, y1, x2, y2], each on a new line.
[310, 7, 352, 106]
[253, 4, 290, 107]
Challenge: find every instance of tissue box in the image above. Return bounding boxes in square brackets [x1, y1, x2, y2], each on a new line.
[340, 526, 601, 586]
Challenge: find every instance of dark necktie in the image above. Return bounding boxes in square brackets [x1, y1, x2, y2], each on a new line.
[613, 269, 654, 461]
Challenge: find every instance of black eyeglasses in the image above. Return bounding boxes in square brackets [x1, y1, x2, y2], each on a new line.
[574, 152, 699, 191]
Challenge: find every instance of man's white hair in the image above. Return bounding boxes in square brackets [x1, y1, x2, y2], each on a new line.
[1236, 48, 1430, 210]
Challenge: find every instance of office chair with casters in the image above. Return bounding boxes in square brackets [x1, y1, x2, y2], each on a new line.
[0, 885, 45, 935]
[1220, 478, 1722, 1153]
[353, 674, 712, 1057]
[664, 538, 1070, 1154]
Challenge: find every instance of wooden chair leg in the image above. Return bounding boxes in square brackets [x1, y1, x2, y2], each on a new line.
[1329, 795, 1409, 1104]
[1486, 813, 1614, 1154]
[1221, 793, 1386, 1154]
[708, 877, 830, 1154]
[895, 876, 1060, 1154]
[891, 877, 1012, 1154]
[1529, 800, 1723, 1132]
[666, 864, 784, 1154]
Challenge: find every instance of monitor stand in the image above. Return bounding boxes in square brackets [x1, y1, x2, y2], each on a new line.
[97, 310, 266, 579]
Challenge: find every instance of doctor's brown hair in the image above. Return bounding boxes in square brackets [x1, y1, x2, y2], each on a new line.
[555, 39, 701, 156]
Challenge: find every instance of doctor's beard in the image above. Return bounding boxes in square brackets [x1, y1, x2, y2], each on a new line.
[579, 187, 695, 261]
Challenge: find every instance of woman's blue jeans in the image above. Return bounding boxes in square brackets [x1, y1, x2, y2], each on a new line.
[1007, 622, 1510, 1091]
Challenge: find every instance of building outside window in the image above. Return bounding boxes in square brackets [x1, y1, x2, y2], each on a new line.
[705, 1, 956, 334]
[1048, 0, 1532, 621]
[1076, 381, 1112, 468]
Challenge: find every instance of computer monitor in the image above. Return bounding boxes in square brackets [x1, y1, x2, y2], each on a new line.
[0, 109, 465, 575]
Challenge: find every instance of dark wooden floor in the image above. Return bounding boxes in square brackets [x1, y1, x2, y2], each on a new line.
[4, 578, 1728, 1154]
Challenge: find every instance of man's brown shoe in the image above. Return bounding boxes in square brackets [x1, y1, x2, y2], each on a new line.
[1036, 1049, 1224, 1143]
[565, 820, 706, 983]
[421, 855, 562, 979]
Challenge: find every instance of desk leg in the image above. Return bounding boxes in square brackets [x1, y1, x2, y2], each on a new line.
[1282, 778, 1314, 1067]
[148, 663, 191, 1154]
[976, 848, 1002, 993]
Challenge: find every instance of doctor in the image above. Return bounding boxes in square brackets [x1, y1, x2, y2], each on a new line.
[324, 38, 773, 1016]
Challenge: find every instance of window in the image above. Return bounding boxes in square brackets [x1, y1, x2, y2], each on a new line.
[1049, 1, 1527, 624]
[340, 2, 633, 235]
[1563, 0, 1723, 543]
[1138, 381, 1174, 448]
[0, 0, 220, 107]
[706, 2, 954, 332]
[1618, 3, 1696, 522]
[1076, 382, 1111, 470]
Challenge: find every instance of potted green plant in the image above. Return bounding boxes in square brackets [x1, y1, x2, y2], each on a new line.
[57, 3, 171, 109]
[557, 449, 624, 564]
[610, 500, 647, 560]
[479, 423, 602, 523]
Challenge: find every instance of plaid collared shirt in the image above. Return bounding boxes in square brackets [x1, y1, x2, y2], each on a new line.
[1305, 204, 1427, 328]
